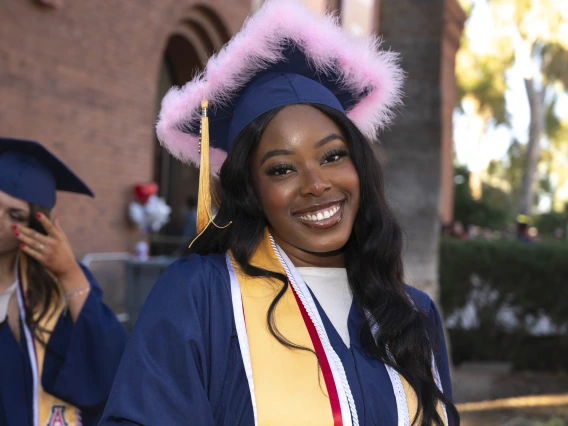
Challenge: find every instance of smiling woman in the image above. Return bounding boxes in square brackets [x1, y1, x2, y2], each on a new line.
[101, 1, 459, 425]
[253, 105, 360, 264]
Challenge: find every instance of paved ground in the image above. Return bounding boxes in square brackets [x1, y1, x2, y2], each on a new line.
[460, 406, 568, 426]
[453, 363, 568, 425]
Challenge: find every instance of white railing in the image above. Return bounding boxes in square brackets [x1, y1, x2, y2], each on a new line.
[81, 252, 133, 268]
[81, 252, 133, 324]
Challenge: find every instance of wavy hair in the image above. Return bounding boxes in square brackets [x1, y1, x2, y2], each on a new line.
[189, 104, 459, 425]
[23, 204, 62, 345]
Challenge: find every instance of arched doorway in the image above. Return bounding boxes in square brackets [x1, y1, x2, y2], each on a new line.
[153, 6, 230, 254]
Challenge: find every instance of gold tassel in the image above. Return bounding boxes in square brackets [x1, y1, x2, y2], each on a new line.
[189, 99, 232, 249]
[196, 99, 212, 233]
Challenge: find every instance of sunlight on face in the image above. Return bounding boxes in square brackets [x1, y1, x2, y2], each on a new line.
[252, 105, 360, 267]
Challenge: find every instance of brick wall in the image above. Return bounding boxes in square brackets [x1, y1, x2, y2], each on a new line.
[1, 0, 461, 310]
[0, 0, 250, 259]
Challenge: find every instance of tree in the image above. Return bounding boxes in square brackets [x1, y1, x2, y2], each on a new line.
[455, 34, 511, 199]
[488, 0, 568, 215]
[486, 139, 526, 201]
[378, 0, 453, 302]
[456, 0, 568, 213]
[543, 100, 568, 211]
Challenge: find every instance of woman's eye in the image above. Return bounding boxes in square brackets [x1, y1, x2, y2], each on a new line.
[9, 214, 26, 223]
[266, 165, 294, 176]
[322, 149, 349, 164]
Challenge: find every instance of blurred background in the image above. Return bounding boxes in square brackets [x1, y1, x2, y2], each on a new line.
[1, 0, 566, 424]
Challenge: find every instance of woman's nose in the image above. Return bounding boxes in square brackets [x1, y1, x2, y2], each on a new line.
[299, 167, 332, 197]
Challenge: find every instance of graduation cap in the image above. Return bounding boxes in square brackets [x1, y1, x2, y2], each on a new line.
[156, 0, 404, 233]
[0, 138, 94, 210]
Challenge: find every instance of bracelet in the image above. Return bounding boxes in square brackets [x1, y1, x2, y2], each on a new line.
[64, 286, 91, 301]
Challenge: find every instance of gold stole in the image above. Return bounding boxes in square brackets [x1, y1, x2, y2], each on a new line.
[230, 232, 448, 425]
[19, 253, 79, 426]
[402, 377, 448, 425]
[230, 235, 335, 425]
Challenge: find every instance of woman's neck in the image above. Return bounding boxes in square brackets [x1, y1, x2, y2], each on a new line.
[0, 250, 18, 292]
[271, 232, 345, 268]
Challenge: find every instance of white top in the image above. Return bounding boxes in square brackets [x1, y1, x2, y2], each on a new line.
[296, 267, 353, 347]
[0, 281, 17, 323]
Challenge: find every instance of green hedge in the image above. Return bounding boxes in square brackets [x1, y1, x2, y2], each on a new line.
[439, 238, 568, 370]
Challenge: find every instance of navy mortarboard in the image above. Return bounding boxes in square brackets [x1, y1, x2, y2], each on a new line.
[156, 0, 403, 232]
[0, 138, 94, 210]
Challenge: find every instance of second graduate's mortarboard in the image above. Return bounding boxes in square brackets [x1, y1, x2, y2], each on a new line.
[156, 0, 404, 232]
[0, 138, 94, 210]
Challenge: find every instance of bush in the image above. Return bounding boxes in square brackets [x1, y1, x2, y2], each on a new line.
[439, 238, 568, 370]
[535, 211, 568, 236]
[453, 166, 514, 230]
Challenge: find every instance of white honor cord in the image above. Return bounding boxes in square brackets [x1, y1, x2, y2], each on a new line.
[368, 319, 410, 426]
[270, 235, 358, 426]
[403, 297, 449, 423]
[226, 237, 446, 426]
[432, 354, 449, 423]
[16, 279, 39, 426]
[368, 316, 448, 425]
[225, 255, 259, 425]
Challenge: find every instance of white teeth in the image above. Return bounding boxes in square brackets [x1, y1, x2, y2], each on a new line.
[298, 204, 342, 221]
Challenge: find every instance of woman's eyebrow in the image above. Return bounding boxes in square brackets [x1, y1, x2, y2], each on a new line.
[8, 207, 29, 214]
[260, 133, 346, 165]
[260, 149, 293, 165]
[314, 133, 345, 149]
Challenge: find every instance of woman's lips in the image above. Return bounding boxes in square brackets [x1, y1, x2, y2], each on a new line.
[293, 202, 344, 229]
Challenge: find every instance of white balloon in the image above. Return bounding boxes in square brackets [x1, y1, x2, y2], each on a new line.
[128, 196, 171, 233]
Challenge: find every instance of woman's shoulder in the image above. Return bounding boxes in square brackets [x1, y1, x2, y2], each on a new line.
[139, 253, 232, 319]
[155, 251, 229, 290]
[404, 284, 438, 315]
[404, 284, 453, 399]
[163, 252, 230, 286]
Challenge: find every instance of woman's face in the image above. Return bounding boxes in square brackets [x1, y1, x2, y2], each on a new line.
[252, 105, 360, 267]
[0, 190, 29, 257]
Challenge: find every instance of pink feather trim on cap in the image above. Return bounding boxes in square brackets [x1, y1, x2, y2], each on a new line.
[156, 0, 404, 173]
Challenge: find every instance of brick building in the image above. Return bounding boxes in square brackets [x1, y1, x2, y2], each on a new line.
[1, 0, 249, 258]
[1, 0, 464, 306]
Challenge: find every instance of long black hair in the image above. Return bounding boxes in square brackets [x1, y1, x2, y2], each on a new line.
[190, 104, 459, 425]
[24, 204, 62, 345]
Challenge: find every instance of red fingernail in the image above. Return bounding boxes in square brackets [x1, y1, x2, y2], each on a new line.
[14, 232, 19, 237]
[11, 224, 17, 229]
[20, 243, 25, 248]
[36, 213, 42, 219]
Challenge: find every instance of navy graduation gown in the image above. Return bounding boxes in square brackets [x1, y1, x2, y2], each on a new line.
[100, 254, 455, 426]
[0, 264, 128, 426]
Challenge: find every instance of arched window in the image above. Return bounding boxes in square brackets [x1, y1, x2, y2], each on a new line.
[153, 7, 229, 253]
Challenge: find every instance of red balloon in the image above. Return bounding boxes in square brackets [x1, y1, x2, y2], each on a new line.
[134, 183, 158, 204]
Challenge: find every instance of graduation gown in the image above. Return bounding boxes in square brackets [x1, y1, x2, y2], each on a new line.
[0, 265, 128, 426]
[100, 253, 454, 426]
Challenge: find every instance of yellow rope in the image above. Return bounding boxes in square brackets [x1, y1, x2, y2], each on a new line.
[197, 99, 212, 234]
[189, 99, 231, 249]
